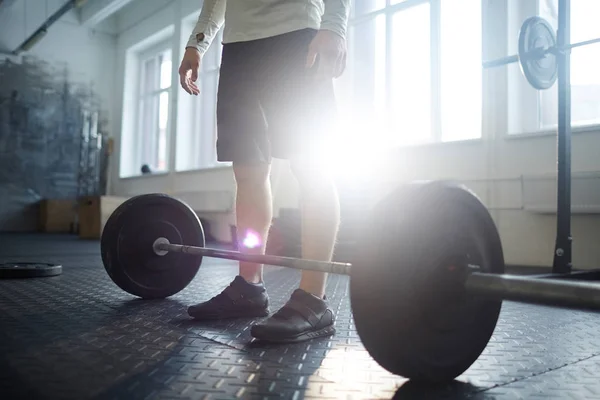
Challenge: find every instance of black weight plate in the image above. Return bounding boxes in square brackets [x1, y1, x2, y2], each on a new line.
[519, 16, 558, 90]
[0, 262, 62, 279]
[351, 181, 504, 383]
[101, 193, 205, 299]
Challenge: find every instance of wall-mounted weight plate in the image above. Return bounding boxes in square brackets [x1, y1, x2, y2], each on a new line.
[0, 262, 62, 279]
[518, 16, 558, 90]
[101, 193, 205, 299]
[351, 181, 505, 383]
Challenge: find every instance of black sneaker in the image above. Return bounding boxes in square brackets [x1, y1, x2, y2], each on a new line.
[250, 289, 335, 343]
[188, 275, 270, 320]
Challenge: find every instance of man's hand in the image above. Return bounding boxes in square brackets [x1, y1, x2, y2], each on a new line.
[179, 48, 202, 95]
[306, 30, 347, 80]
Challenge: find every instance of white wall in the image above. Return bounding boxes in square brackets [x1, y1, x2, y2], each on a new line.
[0, 0, 117, 126]
[107, 0, 600, 269]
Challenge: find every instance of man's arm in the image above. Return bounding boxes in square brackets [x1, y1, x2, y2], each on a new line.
[186, 0, 227, 56]
[320, 0, 351, 39]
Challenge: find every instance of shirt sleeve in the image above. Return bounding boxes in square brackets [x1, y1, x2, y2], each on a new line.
[320, 0, 351, 39]
[185, 0, 227, 56]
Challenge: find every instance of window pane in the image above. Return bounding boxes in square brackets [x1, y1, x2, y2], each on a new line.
[198, 72, 219, 168]
[571, 0, 600, 125]
[157, 92, 169, 170]
[348, 14, 386, 131]
[440, 0, 482, 141]
[572, 0, 600, 47]
[138, 93, 169, 173]
[142, 58, 157, 93]
[139, 96, 158, 170]
[390, 3, 431, 145]
[178, 70, 220, 171]
[354, 0, 386, 16]
[159, 91, 169, 130]
[160, 51, 172, 90]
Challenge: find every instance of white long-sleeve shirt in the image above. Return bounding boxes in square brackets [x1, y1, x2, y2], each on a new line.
[186, 0, 351, 56]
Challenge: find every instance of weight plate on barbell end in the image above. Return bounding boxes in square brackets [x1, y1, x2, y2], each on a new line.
[101, 193, 205, 299]
[0, 262, 62, 279]
[518, 16, 558, 90]
[350, 181, 505, 383]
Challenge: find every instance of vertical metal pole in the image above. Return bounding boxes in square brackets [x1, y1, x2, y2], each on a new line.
[552, 0, 572, 274]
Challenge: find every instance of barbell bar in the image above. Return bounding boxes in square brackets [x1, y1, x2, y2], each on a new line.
[153, 239, 600, 312]
[466, 272, 600, 312]
[482, 15, 600, 90]
[152, 238, 353, 275]
[100, 182, 600, 383]
[482, 36, 600, 69]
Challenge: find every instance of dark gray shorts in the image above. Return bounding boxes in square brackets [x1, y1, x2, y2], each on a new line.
[215, 28, 338, 164]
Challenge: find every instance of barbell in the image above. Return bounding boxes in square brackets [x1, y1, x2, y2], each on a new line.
[100, 181, 600, 383]
[483, 15, 600, 90]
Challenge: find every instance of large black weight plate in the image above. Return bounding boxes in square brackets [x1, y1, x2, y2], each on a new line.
[351, 182, 504, 383]
[519, 16, 558, 90]
[0, 262, 62, 279]
[101, 193, 205, 299]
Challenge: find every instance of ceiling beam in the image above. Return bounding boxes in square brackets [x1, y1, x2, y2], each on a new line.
[79, 0, 134, 26]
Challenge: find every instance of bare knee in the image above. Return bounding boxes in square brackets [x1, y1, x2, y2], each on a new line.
[233, 163, 271, 188]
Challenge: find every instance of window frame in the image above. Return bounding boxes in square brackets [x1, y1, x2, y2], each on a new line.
[347, 0, 483, 146]
[173, 25, 226, 173]
[133, 39, 173, 174]
[503, 0, 600, 137]
[190, 29, 224, 170]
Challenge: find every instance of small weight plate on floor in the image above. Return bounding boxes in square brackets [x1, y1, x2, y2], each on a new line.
[518, 16, 558, 90]
[101, 193, 205, 299]
[351, 181, 505, 383]
[0, 262, 62, 279]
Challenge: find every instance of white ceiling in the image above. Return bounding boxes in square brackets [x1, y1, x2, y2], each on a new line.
[0, 0, 134, 25]
[79, 0, 135, 27]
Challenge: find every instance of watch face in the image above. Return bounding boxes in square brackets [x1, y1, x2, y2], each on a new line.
[196, 33, 206, 43]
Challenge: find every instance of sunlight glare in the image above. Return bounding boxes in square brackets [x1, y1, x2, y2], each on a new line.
[242, 230, 262, 249]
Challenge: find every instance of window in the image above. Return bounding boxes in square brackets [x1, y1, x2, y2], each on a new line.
[507, 0, 600, 134]
[539, 0, 600, 129]
[136, 43, 172, 173]
[176, 28, 225, 172]
[338, 0, 483, 147]
[439, 0, 482, 142]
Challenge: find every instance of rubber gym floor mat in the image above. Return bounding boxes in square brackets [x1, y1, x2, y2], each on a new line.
[1, 234, 600, 399]
[0, 233, 101, 257]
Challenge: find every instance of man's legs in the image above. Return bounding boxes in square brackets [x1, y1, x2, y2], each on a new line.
[189, 28, 340, 342]
[248, 28, 340, 342]
[187, 163, 274, 320]
[249, 158, 339, 342]
[292, 160, 340, 299]
[188, 37, 274, 321]
[233, 163, 273, 284]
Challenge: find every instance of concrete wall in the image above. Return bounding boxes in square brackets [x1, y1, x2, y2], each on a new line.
[0, 0, 117, 231]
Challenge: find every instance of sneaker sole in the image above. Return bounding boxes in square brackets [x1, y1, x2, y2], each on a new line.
[251, 324, 336, 343]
